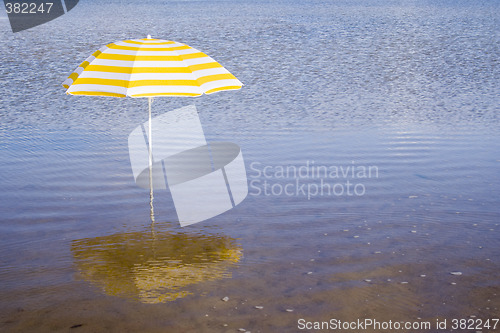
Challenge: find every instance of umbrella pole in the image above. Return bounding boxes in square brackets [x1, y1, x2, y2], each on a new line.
[148, 96, 155, 223]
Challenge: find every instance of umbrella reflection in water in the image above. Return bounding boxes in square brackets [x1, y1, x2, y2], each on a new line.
[71, 227, 242, 303]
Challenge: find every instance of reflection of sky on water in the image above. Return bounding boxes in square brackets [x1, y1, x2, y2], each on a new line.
[72, 230, 242, 303]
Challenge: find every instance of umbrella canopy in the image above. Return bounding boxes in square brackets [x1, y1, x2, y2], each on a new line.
[62, 35, 242, 97]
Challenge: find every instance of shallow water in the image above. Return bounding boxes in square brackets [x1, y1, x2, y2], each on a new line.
[0, 0, 499, 332]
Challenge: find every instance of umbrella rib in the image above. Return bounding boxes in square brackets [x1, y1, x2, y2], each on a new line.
[125, 40, 145, 96]
[175, 45, 204, 96]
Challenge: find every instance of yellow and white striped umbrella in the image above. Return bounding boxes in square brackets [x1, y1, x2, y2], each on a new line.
[62, 36, 243, 220]
[62, 35, 242, 97]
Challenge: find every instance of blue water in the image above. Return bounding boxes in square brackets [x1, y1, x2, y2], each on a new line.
[0, 0, 499, 332]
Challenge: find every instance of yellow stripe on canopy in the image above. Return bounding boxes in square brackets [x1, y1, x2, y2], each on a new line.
[72, 78, 201, 88]
[205, 86, 243, 94]
[68, 91, 127, 98]
[131, 92, 201, 97]
[96, 54, 186, 62]
[107, 43, 192, 52]
[84, 65, 193, 74]
[196, 74, 238, 85]
[123, 40, 176, 45]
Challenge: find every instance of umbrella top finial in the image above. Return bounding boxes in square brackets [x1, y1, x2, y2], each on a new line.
[147, 34, 152, 39]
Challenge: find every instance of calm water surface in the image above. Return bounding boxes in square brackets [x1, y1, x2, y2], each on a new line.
[0, 0, 499, 332]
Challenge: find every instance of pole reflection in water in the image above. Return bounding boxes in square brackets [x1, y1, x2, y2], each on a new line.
[71, 228, 242, 304]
